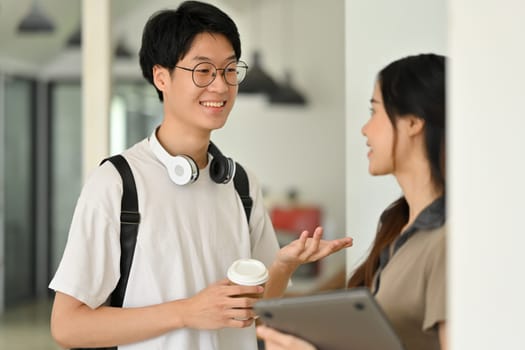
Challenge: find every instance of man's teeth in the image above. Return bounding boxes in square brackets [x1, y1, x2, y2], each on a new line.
[201, 101, 225, 107]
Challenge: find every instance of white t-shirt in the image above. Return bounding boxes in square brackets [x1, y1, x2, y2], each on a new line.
[49, 137, 280, 350]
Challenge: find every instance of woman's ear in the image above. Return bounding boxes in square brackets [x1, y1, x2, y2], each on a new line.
[152, 65, 169, 91]
[407, 115, 425, 137]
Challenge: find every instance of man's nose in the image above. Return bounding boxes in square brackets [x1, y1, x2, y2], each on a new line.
[207, 70, 229, 92]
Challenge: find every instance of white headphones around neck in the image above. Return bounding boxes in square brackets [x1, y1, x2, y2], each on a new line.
[149, 128, 236, 186]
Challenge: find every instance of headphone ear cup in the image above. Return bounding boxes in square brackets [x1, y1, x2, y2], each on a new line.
[168, 155, 199, 185]
[210, 156, 236, 184]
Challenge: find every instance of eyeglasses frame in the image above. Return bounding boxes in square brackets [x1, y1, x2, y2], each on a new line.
[174, 60, 249, 88]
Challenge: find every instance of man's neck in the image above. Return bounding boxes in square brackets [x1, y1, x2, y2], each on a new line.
[156, 121, 211, 169]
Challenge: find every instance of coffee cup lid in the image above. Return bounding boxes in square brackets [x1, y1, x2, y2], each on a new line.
[227, 259, 269, 286]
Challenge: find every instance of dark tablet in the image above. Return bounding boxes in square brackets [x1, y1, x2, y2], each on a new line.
[254, 287, 406, 350]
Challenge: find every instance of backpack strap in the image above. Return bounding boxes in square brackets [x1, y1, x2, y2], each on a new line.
[101, 155, 140, 308]
[233, 162, 253, 223]
[72, 155, 140, 350]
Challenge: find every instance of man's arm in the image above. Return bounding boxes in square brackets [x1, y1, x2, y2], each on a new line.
[264, 227, 353, 299]
[51, 292, 182, 348]
[51, 280, 263, 349]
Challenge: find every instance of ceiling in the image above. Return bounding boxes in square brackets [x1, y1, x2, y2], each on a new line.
[0, 0, 252, 71]
[0, 0, 138, 67]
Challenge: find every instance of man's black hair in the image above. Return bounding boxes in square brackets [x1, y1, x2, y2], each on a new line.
[139, 1, 242, 101]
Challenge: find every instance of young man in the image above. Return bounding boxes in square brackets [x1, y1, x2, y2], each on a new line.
[49, 2, 352, 350]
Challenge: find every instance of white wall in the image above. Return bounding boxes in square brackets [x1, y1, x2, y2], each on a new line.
[215, 0, 347, 243]
[449, 1, 525, 348]
[344, 0, 447, 273]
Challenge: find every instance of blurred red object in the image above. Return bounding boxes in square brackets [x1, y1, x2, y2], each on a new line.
[270, 206, 322, 236]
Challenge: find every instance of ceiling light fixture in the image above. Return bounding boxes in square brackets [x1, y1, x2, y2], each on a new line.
[66, 26, 81, 47]
[238, 50, 279, 95]
[115, 40, 133, 59]
[238, 0, 279, 96]
[269, 71, 307, 105]
[269, 0, 307, 106]
[17, 0, 55, 33]
[65, 26, 133, 60]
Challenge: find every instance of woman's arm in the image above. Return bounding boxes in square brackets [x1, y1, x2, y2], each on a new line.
[439, 321, 447, 350]
[264, 227, 353, 298]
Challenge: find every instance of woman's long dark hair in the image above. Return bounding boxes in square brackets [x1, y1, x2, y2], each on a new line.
[348, 53, 446, 288]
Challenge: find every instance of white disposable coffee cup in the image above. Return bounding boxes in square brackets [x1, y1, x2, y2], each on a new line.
[227, 259, 268, 320]
[227, 258, 269, 296]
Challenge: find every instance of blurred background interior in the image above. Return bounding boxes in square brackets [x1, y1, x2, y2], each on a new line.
[0, 0, 351, 348]
[6, 0, 522, 350]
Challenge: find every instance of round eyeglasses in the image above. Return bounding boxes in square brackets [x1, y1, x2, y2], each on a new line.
[174, 61, 248, 88]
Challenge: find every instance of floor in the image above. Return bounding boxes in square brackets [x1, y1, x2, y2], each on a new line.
[0, 298, 60, 350]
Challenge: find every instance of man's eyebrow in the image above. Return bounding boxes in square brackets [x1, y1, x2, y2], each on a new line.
[191, 55, 211, 62]
[191, 54, 237, 62]
[370, 98, 381, 104]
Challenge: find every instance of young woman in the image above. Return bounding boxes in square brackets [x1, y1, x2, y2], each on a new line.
[257, 53, 447, 350]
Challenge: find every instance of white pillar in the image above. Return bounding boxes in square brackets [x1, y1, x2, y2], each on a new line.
[82, 0, 111, 180]
[449, 0, 525, 348]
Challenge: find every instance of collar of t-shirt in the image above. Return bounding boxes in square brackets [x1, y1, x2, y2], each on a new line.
[378, 195, 446, 274]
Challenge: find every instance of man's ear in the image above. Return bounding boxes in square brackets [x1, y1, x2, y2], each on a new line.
[152, 65, 169, 91]
[407, 115, 425, 137]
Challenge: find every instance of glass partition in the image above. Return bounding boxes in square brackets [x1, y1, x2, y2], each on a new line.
[3, 76, 36, 307]
[49, 81, 160, 272]
[49, 82, 82, 274]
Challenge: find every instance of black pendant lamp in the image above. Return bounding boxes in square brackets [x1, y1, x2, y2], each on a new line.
[65, 26, 133, 60]
[17, 0, 55, 33]
[115, 40, 133, 59]
[66, 26, 81, 47]
[269, 70, 307, 106]
[238, 51, 279, 95]
[266, 0, 308, 106]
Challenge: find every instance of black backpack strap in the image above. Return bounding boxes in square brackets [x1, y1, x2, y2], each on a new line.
[233, 162, 253, 223]
[73, 155, 140, 350]
[102, 155, 140, 308]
